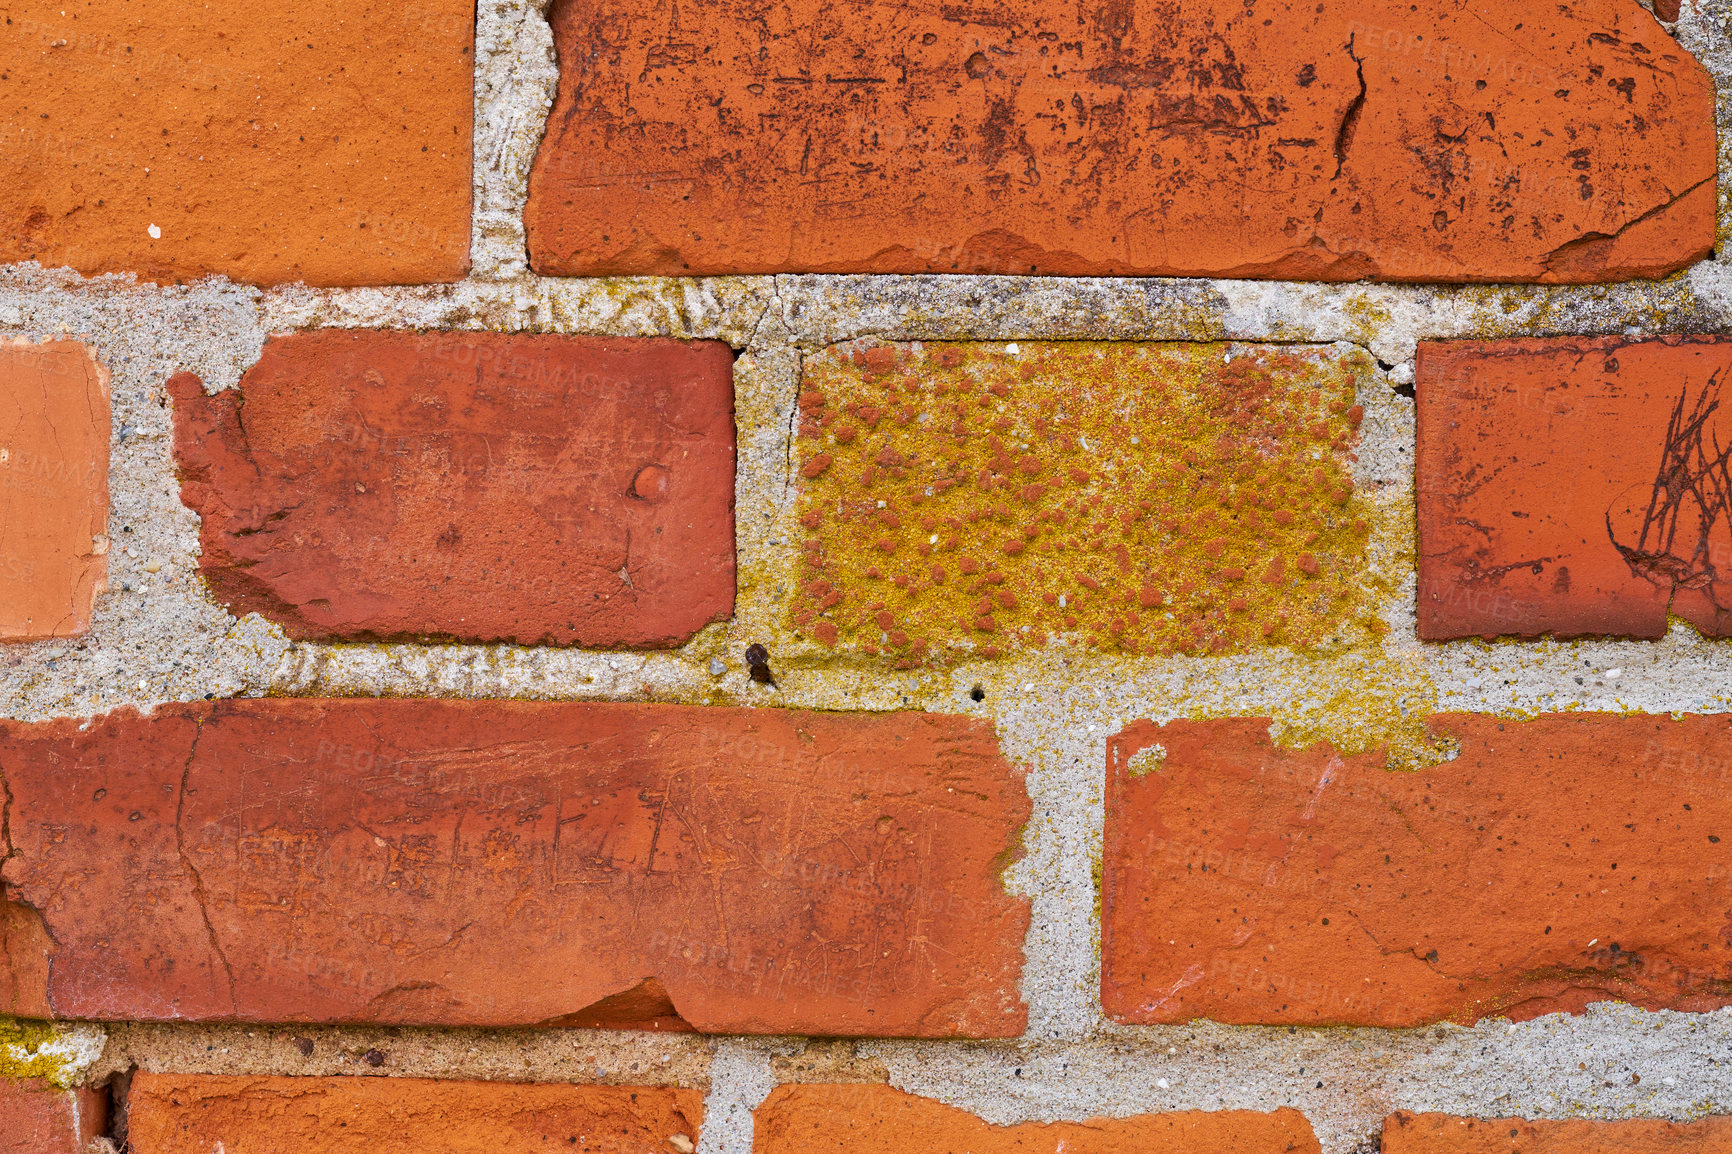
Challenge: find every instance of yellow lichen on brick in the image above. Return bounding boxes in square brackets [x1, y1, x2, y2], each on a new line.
[790, 340, 1383, 667]
[0, 1017, 83, 1088]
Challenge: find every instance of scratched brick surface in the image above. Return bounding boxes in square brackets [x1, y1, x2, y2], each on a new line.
[171, 331, 736, 647]
[126, 1074, 703, 1154]
[0, 338, 109, 641]
[1102, 714, 1732, 1026]
[754, 1084, 1323, 1153]
[0, 0, 473, 284]
[1381, 1112, 1732, 1152]
[526, 0, 1711, 280]
[0, 699, 1030, 1036]
[1417, 336, 1732, 640]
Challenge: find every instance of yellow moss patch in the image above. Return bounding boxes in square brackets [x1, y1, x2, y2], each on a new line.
[1266, 649, 1455, 773]
[0, 1017, 81, 1087]
[790, 340, 1384, 667]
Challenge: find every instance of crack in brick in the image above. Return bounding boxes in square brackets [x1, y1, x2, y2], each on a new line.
[173, 718, 237, 1016]
[1331, 33, 1367, 180]
[1542, 174, 1715, 271]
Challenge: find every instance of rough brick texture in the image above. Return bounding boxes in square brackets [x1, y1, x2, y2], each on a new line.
[0, 1077, 107, 1154]
[1418, 336, 1732, 640]
[171, 332, 736, 647]
[754, 1084, 1322, 1153]
[525, 0, 1711, 280]
[0, 2, 472, 284]
[1382, 1111, 1732, 1152]
[1102, 714, 1732, 1026]
[790, 340, 1380, 664]
[126, 1074, 701, 1154]
[0, 338, 109, 640]
[0, 699, 1029, 1035]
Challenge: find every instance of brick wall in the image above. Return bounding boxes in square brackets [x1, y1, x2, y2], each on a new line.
[4, 0, 1732, 1151]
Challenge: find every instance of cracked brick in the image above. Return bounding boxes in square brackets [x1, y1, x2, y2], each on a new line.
[526, 0, 1712, 281]
[0, 699, 1030, 1036]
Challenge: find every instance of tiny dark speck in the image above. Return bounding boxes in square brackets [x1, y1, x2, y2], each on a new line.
[745, 643, 776, 686]
[294, 1036, 314, 1056]
[364, 1049, 386, 1066]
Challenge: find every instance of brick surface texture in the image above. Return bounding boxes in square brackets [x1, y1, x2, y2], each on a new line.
[0, 1, 473, 284]
[5, 0, 1732, 1145]
[1103, 714, 1732, 1025]
[1418, 336, 1732, 640]
[790, 340, 1381, 662]
[0, 1078, 106, 1154]
[0, 338, 109, 640]
[171, 332, 736, 646]
[525, 0, 1711, 279]
[1381, 1112, 1732, 1152]
[125, 1074, 702, 1154]
[0, 699, 1029, 1035]
[754, 1084, 1322, 1153]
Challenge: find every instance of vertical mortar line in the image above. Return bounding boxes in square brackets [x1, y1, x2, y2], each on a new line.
[696, 1039, 775, 1154]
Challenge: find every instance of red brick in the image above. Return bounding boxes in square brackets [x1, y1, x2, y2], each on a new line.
[1417, 336, 1732, 640]
[753, 1084, 1321, 1153]
[0, 339, 109, 640]
[1102, 713, 1732, 1026]
[0, 1077, 107, 1154]
[1382, 1112, 1732, 1153]
[171, 332, 735, 647]
[525, 0, 1711, 281]
[126, 1073, 700, 1154]
[0, 699, 1029, 1036]
[0, 1, 471, 285]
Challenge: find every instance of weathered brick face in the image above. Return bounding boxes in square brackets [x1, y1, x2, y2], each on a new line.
[755, 1085, 1322, 1153]
[526, 0, 1711, 280]
[0, 700, 1029, 1036]
[791, 340, 1381, 664]
[125, 1074, 703, 1154]
[171, 332, 736, 647]
[1418, 336, 1732, 639]
[0, 339, 109, 641]
[6, 0, 1732, 1140]
[1103, 714, 1732, 1025]
[0, 1, 473, 284]
[0, 1078, 106, 1154]
[1381, 1112, 1732, 1152]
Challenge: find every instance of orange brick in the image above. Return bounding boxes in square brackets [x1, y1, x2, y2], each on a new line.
[1103, 714, 1732, 1026]
[0, 339, 108, 640]
[753, 1084, 1321, 1153]
[0, 1, 472, 285]
[1418, 336, 1732, 640]
[0, 700, 1029, 1036]
[527, 0, 1711, 280]
[126, 1074, 700, 1154]
[0, 1078, 107, 1154]
[1382, 1111, 1732, 1153]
